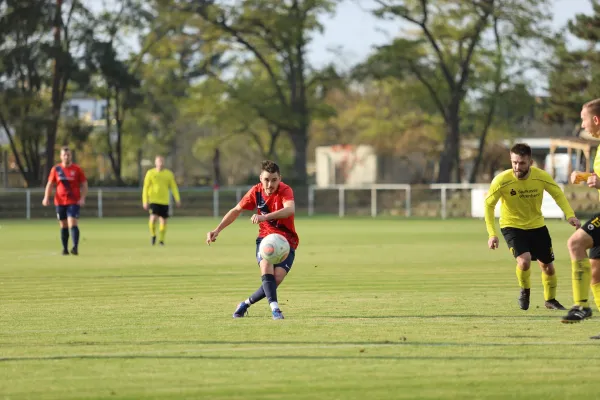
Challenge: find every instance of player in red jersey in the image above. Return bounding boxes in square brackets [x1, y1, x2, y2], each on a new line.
[42, 146, 88, 255]
[206, 160, 299, 320]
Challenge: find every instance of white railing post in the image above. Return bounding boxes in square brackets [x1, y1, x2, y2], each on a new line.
[213, 188, 219, 218]
[308, 185, 315, 217]
[371, 187, 377, 217]
[441, 186, 447, 220]
[338, 186, 345, 217]
[97, 189, 103, 218]
[236, 188, 243, 203]
[406, 186, 411, 217]
[26, 190, 31, 220]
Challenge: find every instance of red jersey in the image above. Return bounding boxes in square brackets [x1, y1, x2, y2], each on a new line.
[239, 182, 299, 249]
[48, 163, 87, 206]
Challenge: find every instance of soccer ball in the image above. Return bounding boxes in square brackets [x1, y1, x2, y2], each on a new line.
[259, 233, 290, 264]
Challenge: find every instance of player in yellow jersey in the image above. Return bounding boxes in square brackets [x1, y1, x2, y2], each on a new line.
[142, 155, 181, 246]
[485, 143, 580, 311]
[561, 99, 600, 328]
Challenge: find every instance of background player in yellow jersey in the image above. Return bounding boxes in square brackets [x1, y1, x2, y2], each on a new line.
[142, 155, 181, 246]
[485, 143, 580, 311]
[561, 99, 600, 327]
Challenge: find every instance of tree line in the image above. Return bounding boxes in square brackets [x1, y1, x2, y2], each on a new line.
[1, 0, 599, 187]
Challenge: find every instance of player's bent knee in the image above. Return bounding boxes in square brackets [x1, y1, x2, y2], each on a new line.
[568, 232, 591, 254]
[516, 253, 532, 269]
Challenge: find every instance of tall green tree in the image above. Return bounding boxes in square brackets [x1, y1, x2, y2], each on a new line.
[0, 0, 92, 186]
[181, 0, 340, 185]
[363, 0, 552, 182]
[546, 1, 600, 130]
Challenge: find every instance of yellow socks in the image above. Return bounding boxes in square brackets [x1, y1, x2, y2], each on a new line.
[572, 260, 591, 307]
[592, 282, 600, 311]
[159, 223, 166, 243]
[149, 220, 156, 237]
[516, 266, 531, 289]
[542, 272, 557, 301]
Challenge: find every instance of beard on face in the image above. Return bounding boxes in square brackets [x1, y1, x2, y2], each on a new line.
[514, 167, 529, 178]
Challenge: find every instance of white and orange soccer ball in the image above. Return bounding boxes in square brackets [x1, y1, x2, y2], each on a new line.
[259, 233, 290, 264]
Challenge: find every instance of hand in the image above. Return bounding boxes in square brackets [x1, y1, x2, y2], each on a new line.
[206, 230, 219, 245]
[42, 197, 49, 207]
[143, 203, 149, 211]
[571, 171, 582, 184]
[78, 197, 86, 206]
[176, 201, 181, 207]
[587, 173, 600, 189]
[250, 214, 266, 224]
[488, 236, 499, 250]
[568, 217, 581, 229]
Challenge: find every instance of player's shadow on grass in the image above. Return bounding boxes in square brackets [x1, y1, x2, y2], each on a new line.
[319, 315, 559, 319]
[0, 353, 596, 363]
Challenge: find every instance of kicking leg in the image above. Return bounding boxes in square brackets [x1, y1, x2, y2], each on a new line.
[233, 268, 288, 318]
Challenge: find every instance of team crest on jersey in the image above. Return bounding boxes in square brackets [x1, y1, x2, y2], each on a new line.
[510, 189, 516, 196]
[70, 171, 75, 176]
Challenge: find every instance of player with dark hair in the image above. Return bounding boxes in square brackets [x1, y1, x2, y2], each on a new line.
[142, 155, 181, 246]
[561, 99, 600, 327]
[485, 143, 580, 310]
[206, 160, 299, 320]
[42, 146, 88, 255]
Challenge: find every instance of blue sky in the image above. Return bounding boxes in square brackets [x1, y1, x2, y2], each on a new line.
[307, 0, 595, 68]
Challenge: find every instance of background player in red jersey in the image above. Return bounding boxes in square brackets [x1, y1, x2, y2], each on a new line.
[42, 146, 88, 255]
[206, 160, 299, 320]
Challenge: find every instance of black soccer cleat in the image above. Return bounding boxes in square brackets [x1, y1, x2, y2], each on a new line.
[561, 306, 593, 323]
[62, 249, 69, 256]
[70, 247, 78, 256]
[151, 236, 156, 246]
[544, 299, 567, 310]
[590, 333, 600, 340]
[159, 241, 165, 246]
[518, 288, 530, 310]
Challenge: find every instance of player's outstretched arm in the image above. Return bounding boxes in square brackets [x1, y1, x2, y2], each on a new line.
[206, 205, 243, 245]
[542, 173, 579, 227]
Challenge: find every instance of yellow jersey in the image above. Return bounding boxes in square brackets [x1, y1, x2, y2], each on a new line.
[142, 168, 181, 205]
[484, 167, 575, 237]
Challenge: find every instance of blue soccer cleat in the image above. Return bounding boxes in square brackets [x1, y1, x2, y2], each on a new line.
[233, 302, 249, 318]
[272, 308, 284, 320]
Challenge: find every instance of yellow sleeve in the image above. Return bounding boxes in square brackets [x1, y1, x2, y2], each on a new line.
[169, 171, 181, 203]
[543, 174, 575, 219]
[142, 171, 151, 204]
[484, 178, 503, 238]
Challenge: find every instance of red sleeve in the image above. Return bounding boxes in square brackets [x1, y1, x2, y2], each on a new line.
[280, 185, 294, 202]
[47, 166, 57, 183]
[238, 187, 256, 211]
[78, 166, 87, 184]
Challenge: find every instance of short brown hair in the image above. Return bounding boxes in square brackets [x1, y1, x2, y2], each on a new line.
[583, 98, 600, 117]
[261, 160, 280, 174]
[510, 143, 532, 157]
[60, 146, 70, 152]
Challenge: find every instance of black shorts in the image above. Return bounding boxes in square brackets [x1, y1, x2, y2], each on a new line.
[149, 203, 169, 218]
[500, 226, 554, 264]
[581, 214, 600, 259]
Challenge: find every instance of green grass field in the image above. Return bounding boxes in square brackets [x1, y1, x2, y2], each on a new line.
[2, 217, 600, 399]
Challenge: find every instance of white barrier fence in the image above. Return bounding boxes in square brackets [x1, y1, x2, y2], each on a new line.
[0, 183, 566, 220]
